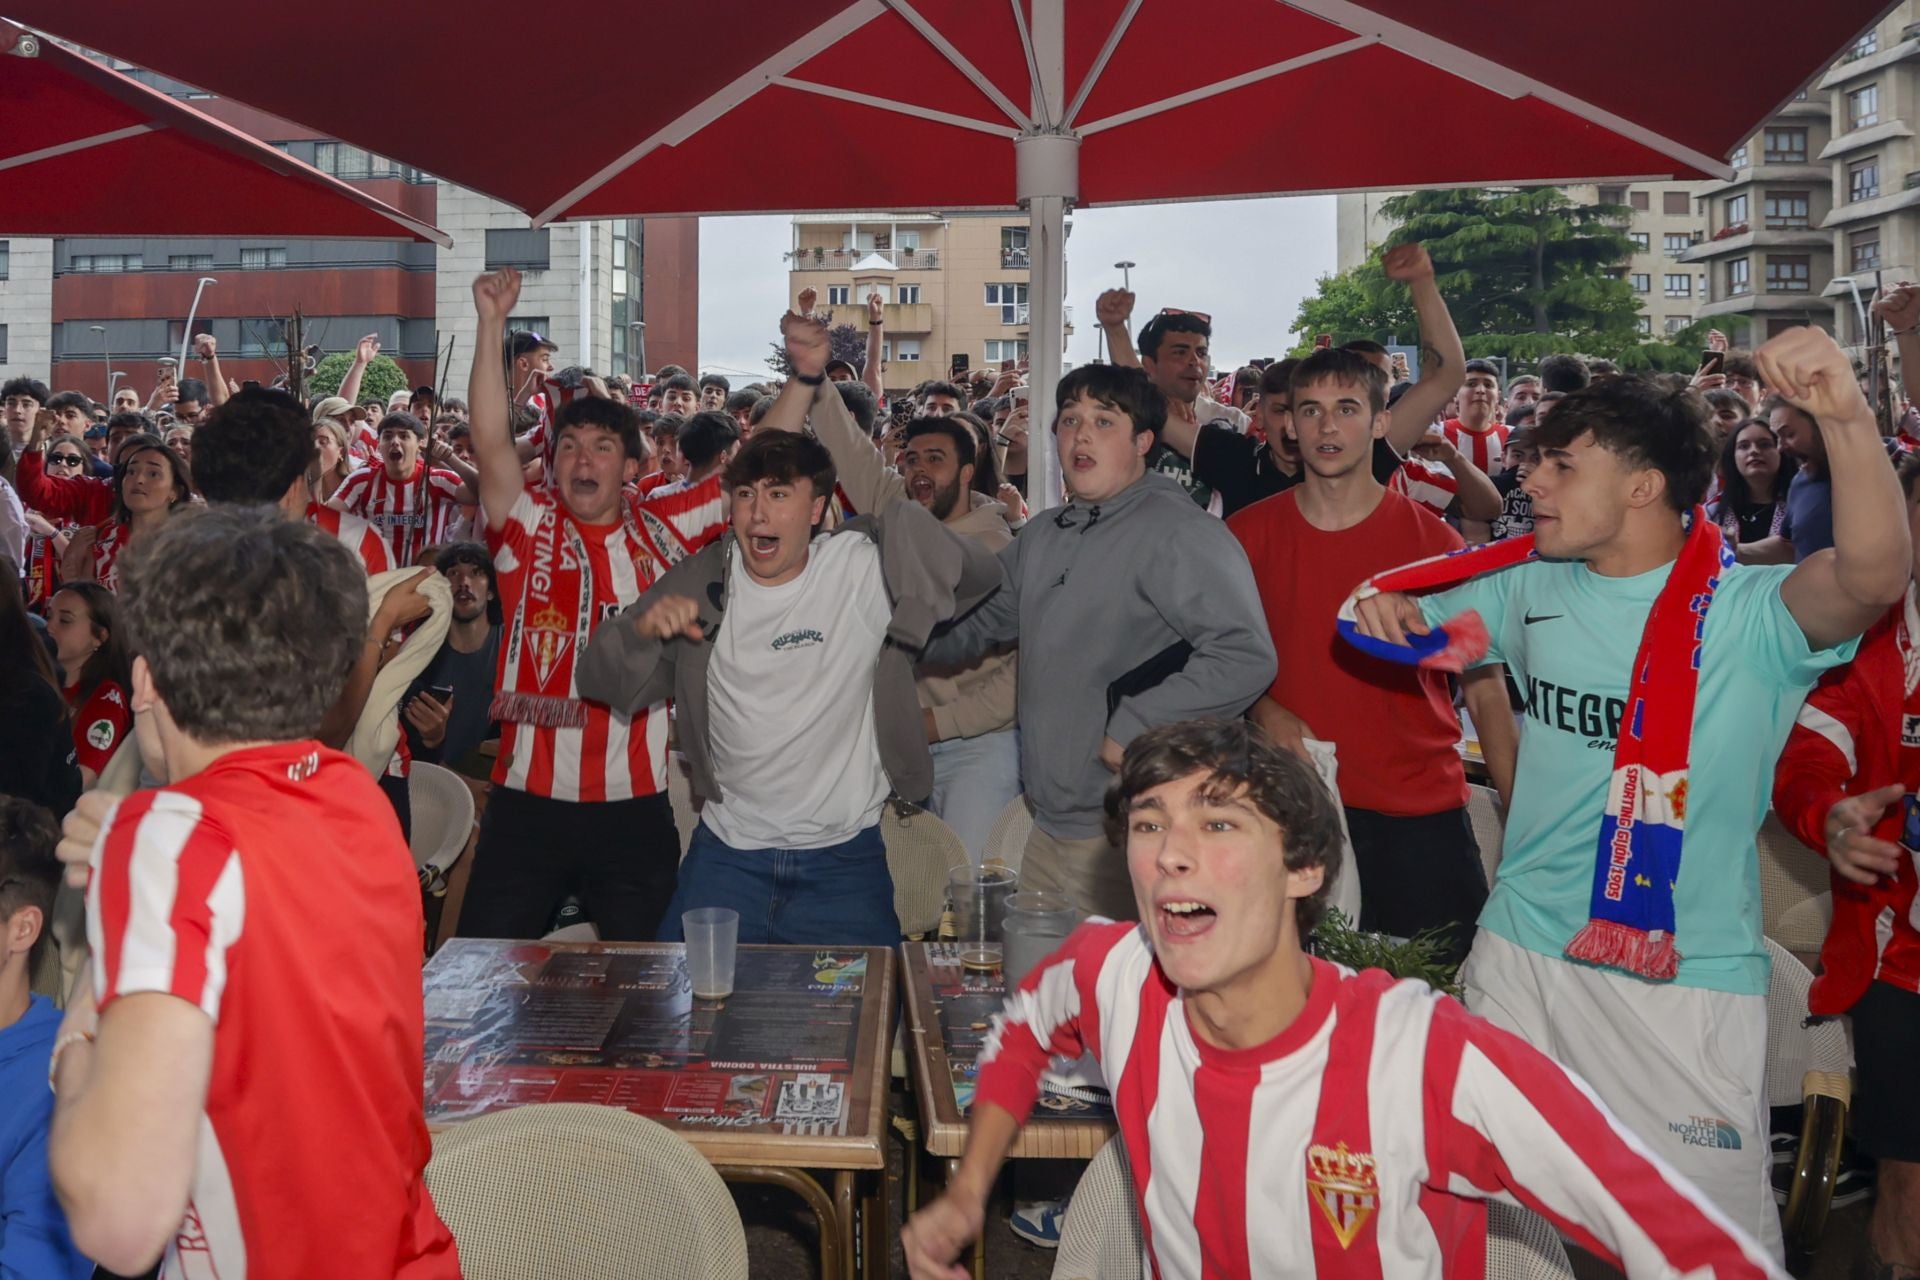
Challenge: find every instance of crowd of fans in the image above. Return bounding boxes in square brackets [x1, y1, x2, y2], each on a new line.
[0, 249, 1914, 1280]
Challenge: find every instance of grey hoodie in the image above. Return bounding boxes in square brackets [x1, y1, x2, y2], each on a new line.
[925, 470, 1275, 839]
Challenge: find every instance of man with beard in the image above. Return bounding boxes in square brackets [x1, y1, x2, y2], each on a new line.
[760, 311, 1020, 861]
[402, 542, 503, 769]
[1229, 347, 1518, 966]
[328, 412, 479, 566]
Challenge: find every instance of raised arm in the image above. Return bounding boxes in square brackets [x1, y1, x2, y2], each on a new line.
[1875, 282, 1920, 413]
[1379, 243, 1466, 454]
[468, 272, 530, 533]
[863, 291, 886, 400]
[1096, 288, 1140, 370]
[777, 311, 903, 513]
[192, 334, 229, 407]
[1411, 430, 1502, 522]
[1759, 326, 1912, 650]
[337, 333, 381, 408]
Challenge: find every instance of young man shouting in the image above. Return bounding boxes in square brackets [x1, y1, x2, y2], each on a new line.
[49, 506, 457, 1280]
[1349, 327, 1910, 1253]
[902, 720, 1786, 1280]
[327, 411, 478, 566]
[576, 430, 1001, 945]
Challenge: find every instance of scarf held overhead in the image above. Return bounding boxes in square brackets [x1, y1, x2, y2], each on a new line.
[1335, 509, 1733, 981]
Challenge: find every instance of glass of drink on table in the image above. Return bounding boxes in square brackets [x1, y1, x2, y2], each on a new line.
[1001, 891, 1079, 990]
[683, 908, 740, 1001]
[949, 864, 1018, 971]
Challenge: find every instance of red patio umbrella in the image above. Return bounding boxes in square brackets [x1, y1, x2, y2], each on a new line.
[7, 0, 1882, 499]
[0, 19, 446, 244]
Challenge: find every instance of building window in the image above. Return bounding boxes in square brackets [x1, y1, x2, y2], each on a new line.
[1662, 190, 1691, 215]
[1598, 185, 1627, 206]
[1763, 127, 1808, 163]
[894, 338, 922, 362]
[239, 247, 288, 270]
[0, 241, 8, 281]
[1629, 190, 1650, 211]
[507, 317, 550, 346]
[1664, 315, 1692, 335]
[985, 283, 1029, 325]
[898, 231, 921, 252]
[984, 339, 1028, 364]
[1635, 315, 1652, 335]
[1630, 273, 1651, 293]
[484, 228, 551, 271]
[68, 253, 141, 272]
[1630, 232, 1650, 251]
[827, 285, 851, 306]
[1849, 156, 1881, 202]
[0, 324, 7, 362]
[312, 142, 403, 180]
[896, 284, 921, 304]
[1847, 83, 1880, 129]
[1728, 257, 1751, 294]
[168, 254, 213, 271]
[1764, 191, 1811, 228]
[1730, 144, 1749, 168]
[1851, 226, 1882, 272]
[1765, 255, 1811, 292]
[1663, 233, 1693, 256]
[1724, 194, 1748, 227]
[1000, 226, 1030, 269]
[1664, 273, 1692, 298]
[236, 318, 290, 357]
[1848, 29, 1879, 59]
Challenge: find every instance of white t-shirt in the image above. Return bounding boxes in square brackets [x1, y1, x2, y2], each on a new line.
[701, 533, 893, 849]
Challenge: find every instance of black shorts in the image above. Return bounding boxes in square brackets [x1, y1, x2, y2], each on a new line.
[1850, 979, 1920, 1163]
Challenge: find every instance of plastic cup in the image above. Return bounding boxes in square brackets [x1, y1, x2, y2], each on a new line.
[1001, 891, 1080, 991]
[949, 864, 1018, 970]
[683, 908, 739, 1000]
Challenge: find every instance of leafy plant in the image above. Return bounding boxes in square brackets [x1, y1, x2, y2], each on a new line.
[308, 350, 408, 405]
[1310, 909, 1463, 998]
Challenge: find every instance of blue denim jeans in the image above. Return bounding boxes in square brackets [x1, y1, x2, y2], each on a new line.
[658, 821, 899, 947]
[927, 728, 1022, 866]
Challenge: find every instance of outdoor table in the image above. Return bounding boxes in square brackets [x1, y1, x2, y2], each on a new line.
[900, 941, 1118, 1277]
[421, 938, 894, 1280]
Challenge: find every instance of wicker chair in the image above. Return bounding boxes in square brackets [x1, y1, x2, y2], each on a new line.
[1466, 784, 1506, 887]
[882, 801, 971, 938]
[1764, 938, 1852, 1260]
[1051, 1137, 1143, 1280]
[1486, 1202, 1575, 1280]
[426, 1103, 749, 1280]
[985, 794, 1034, 873]
[1757, 811, 1831, 955]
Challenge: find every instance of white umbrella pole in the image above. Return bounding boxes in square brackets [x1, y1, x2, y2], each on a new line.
[1019, 0, 1072, 513]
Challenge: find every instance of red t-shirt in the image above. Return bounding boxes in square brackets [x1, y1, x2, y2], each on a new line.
[66, 679, 130, 775]
[1227, 487, 1468, 816]
[86, 741, 459, 1279]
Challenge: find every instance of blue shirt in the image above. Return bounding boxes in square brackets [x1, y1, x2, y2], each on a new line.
[1, 994, 92, 1279]
[1420, 557, 1856, 994]
[1785, 470, 1831, 563]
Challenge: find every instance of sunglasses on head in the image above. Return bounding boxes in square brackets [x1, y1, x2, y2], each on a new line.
[1153, 306, 1213, 327]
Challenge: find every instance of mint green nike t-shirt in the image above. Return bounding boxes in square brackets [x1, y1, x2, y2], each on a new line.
[1419, 558, 1857, 994]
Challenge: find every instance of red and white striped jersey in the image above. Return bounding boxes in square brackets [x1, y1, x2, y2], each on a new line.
[91, 519, 131, 592]
[487, 487, 668, 802]
[308, 500, 399, 576]
[352, 419, 380, 463]
[1442, 419, 1511, 478]
[84, 742, 459, 1280]
[625, 471, 727, 572]
[977, 923, 1784, 1280]
[330, 459, 466, 567]
[1390, 457, 1458, 519]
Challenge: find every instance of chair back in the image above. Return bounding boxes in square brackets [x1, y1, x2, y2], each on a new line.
[1466, 785, 1506, 887]
[1762, 937, 1852, 1108]
[427, 1102, 748, 1280]
[1486, 1201, 1575, 1280]
[1757, 811, 1830, 952]
[985, 794, 1034, 872]
[409, 761, 475, 879]
[1052, 1136, 1143, 1280]
[882, 802, 971, 937]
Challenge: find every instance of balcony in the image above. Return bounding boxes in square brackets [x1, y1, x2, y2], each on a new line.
[788, 247, 941, 271]
[1001, 246, 1031, 269]
[1680, 225, 1830, 262]
[841, 303, 935, 334]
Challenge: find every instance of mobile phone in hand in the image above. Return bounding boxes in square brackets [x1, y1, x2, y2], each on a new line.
[427, 684, 455, 704]
[1698, 350, 1725, 376]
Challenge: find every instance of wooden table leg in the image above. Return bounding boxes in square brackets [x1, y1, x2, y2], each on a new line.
[834, 1169, 858, 1279]
[860, 1169, 888, 1280]
[945, 1157, 985, 1280]
[716, 1165, 842, 1280]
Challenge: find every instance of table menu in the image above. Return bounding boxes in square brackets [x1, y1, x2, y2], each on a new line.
[422, 939, 875, 1137]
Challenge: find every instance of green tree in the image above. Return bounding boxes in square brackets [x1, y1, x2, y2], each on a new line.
[308, 350, 408, 404]
[1291, 187, 1704, 375]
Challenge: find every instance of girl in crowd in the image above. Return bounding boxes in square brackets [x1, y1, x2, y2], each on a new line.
[57, 435, 191, 591]
[313, 418, 355, 502]
[1711, 417, 1797, 565]
[43, 582, 132, 787]
[0, 572, 80, 814]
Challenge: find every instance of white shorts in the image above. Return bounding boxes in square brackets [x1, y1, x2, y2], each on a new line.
[1461, 928, 1784, 1261]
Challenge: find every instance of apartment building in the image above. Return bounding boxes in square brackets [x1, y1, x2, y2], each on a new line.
[786, 212, 1070, 396]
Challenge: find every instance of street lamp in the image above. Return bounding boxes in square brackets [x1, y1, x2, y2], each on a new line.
[178, 276, 218, 376]
[106, 370, 125, 401]
[1114, 260, 1136, 290]
[88, 324, 111, 402]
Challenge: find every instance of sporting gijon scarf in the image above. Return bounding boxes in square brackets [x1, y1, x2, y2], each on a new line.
[1335, 508, 1733, 981]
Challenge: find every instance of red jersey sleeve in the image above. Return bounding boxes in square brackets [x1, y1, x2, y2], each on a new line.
[972, 920, 1132, 1123]
[15, 450, 114, 525]
[427, 467, 466, 502]
[1420, 998, 1785, 1279]
[87, 790, 246, 1022]
[71, 680, 131, 775]
[1772, 662, 1871, 855]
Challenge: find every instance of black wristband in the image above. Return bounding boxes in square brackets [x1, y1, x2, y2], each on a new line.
[796, 372, 826, 386]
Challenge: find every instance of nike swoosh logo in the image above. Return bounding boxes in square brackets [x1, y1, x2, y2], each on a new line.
[1523, 612, 1563, 625]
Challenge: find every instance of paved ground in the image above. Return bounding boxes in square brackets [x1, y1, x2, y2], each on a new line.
[735, 1089, 1873, 1278]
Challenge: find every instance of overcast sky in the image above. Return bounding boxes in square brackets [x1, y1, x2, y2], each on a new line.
[695, 196, 1337, 380]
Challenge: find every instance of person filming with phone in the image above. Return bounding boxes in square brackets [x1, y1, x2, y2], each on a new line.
[400, 542, 502, 770]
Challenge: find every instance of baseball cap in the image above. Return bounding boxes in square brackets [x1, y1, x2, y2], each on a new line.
[84, 424, 108, 440]
[824, 358, 858, 379]
[507, 330, 558, 358]
[386, 389, 413, 410]
[310, 395, 352, 424]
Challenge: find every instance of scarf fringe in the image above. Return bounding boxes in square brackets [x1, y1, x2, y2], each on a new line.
[1565, 920, 1681, 981]
[490, 690, 590, 730]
